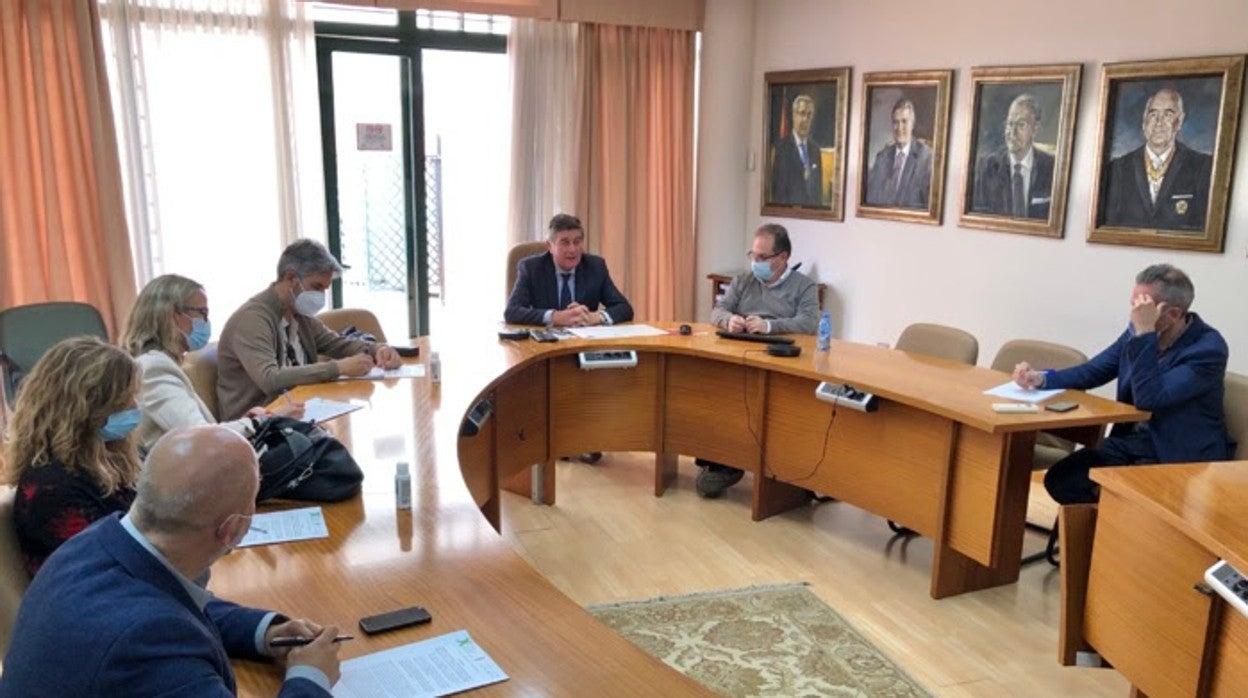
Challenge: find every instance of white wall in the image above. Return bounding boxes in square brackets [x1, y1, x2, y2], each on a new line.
[696, 0, 1248, 374]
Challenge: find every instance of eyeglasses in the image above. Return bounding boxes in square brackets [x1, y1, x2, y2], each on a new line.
[746, 251, 780, 263]
[180, 305, 210, 320]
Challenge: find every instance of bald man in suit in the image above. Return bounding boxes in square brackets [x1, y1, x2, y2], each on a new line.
[1101, 87, 1211, 231]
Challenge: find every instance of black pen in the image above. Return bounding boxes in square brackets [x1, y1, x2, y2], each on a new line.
[269, 635, 354, 647]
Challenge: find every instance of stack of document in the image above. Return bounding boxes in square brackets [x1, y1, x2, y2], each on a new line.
[333, 630, 508, 697]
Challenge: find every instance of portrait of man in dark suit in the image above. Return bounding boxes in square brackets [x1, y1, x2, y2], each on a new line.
[864, 98, 933, 209]
[1100, 87, 1212, 232]
[971, 94, 1055, 220]
[770, 94, 823, 207]
[761, 68, 850, 221]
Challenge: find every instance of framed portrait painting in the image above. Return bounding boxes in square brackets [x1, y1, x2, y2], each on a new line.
[855, 69, 953, 225]
[761, 67, 851, 221]
[1088, 54, 1245, 252]
[959, 64, 1082, 237]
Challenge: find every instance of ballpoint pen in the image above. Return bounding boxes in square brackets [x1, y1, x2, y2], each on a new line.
[269, 635, 354, 647]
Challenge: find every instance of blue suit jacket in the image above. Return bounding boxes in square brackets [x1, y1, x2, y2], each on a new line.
[0, 514, 327, 698]
[1045, 312, 1234, 463]
[504, 251, 634, 326]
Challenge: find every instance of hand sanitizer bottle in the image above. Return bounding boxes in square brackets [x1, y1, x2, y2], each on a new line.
[395, 462, 412, 510]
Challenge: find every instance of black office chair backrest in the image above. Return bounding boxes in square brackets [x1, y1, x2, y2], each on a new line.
[0, 302, 108, 404]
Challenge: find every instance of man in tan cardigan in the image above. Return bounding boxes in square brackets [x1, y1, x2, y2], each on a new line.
[216, 239, 401, 420]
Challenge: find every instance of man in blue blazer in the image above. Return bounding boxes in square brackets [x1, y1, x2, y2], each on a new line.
[505, 213, 634, 327]
[0, 426, 340, 697]
[1012, 264, 1234, 504]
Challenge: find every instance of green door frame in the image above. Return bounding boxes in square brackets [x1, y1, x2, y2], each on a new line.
[314, 14, 504, 338]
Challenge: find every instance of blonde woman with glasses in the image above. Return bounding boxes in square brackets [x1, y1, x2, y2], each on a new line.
[121, 274, 304, 453]
[2, 336, 142, 577]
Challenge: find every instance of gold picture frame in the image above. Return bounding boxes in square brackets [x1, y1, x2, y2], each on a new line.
[855, 69, 953, 225]
[761, 67, 852, 221]
[959, 63, 1082, 238]
[1088, 54, 1245, 252]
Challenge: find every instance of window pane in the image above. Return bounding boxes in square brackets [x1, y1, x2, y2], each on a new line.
[309, 2, 398, 26]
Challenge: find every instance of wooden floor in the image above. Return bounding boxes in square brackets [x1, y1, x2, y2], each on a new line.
[500, 453, 1127, 697]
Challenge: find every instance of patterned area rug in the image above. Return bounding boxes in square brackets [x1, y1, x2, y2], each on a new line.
[587, 583, 931, 697]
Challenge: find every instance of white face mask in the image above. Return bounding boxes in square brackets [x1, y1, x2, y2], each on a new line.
[293, 279, 326, 316]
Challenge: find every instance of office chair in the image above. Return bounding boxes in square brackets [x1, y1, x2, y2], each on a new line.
[504, 241, 548, 302]
[318, 308, 388, 344]
[1224, 371, 1248, 460]
[182, 342, 221, 421]
[991, 339, 1089, 566]
[0, 486, 31, 657]
[894, 322, 980, 365]
[0, 302, 108, 405]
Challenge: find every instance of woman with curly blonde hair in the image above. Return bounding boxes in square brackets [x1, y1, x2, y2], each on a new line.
[2, 336, 142, 576]
[121, 274, 303, 453]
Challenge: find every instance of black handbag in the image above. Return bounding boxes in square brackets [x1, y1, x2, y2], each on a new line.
[250, 416, 363, 502]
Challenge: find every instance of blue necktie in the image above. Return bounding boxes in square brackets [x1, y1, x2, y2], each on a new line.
[559, 273, 572, 308]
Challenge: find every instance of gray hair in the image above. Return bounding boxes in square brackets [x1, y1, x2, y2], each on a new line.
[1009, 93, 1043, 124]
[1147, 87, 1185, 116]
[132, 472, 200, 534]
[791, 94, 815, 112]
[275, 239, 343, 280]
[1136, 263, 1194, 311]
[547, 213, 583, 241]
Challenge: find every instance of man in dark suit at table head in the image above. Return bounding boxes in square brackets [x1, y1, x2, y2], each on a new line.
[504, 213, 634, 327]
[770, 93, 824, 207]
[0, 425, 341, 697]
[1101, 87, 1212, 231]
[864, 98, 933, 209]
[971, 93, 1054, 219]
[1012, 264, 1233, 505]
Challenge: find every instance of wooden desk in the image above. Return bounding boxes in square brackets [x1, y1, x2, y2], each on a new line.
[1061, 463, 1248, 697]
[212, 337, 711, 696]
[457, 324, 1144, 599]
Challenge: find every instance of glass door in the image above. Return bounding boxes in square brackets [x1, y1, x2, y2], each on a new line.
[317, 41, 428, 341]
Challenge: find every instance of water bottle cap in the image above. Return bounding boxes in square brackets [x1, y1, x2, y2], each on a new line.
[396, 462, 410, 475]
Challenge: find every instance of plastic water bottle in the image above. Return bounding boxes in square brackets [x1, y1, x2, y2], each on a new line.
[395, 462, 412, 510]
[817, 311, 832, 351]
[429, 351, 441, 383]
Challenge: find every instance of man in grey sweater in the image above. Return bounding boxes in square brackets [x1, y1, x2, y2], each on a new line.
[700, 223, 821, 497]
[710, 224, 820, 335]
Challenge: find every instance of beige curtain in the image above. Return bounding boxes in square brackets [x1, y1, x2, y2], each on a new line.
[0, 0, 135, 337]
[581, 23, 695, 322]
[506, 19, 585, 245]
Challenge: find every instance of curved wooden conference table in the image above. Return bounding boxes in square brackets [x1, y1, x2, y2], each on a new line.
[214, 323, 1144, 694]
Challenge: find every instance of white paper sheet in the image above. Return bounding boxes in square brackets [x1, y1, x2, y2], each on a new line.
[302, 397, 362, 424]
[983, 381, 1064, 404]
[238, 507, 329, 547]
[565, 324, 668, 339]
[332, 630, 508, 698]
[338, 364, 426, 381]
